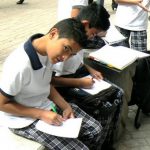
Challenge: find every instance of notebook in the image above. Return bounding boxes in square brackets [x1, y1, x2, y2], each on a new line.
[89, 45, 150, 70]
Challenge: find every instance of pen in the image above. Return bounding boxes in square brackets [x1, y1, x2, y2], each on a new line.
[51, 103, 57, 113]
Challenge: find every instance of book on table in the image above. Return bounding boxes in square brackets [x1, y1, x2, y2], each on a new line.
[89, 45, 150, 71]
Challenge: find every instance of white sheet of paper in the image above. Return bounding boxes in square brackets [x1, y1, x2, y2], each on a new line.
[102, 25, 126, 45]
[36, 118, 83, 138]
[81, 75, 111, 95]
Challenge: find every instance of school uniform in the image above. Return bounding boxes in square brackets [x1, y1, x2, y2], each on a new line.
[0, 34, 102, 150]
[115, 0, 150, 51]
[53, 51, 84, 76]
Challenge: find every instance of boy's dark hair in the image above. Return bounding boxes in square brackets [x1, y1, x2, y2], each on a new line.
[76, 2, 110, 31]
[49, 18, 88, 48]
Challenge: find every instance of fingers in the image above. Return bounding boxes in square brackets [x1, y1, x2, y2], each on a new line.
[63, 111, 69, 120]
[70, 113, 75, 118]
[92, 73, 103, 80]
[63, 108, 75, 120]
[91, 77, 95, 83]
[138, 2, 150, 12]
[52, 115, 64, 126]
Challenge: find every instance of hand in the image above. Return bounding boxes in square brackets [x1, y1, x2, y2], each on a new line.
[90, 70, 103, 80]
[86, 65, 103, 80]
[40, 110, 64, 126]
[79, 77, 95, 89]
[138, 2, 150, 12]
[63, 105, 74, 120]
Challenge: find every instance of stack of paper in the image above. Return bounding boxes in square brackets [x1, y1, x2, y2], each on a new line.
[36, 118, 83, 138]
[89, 45, 150, 70]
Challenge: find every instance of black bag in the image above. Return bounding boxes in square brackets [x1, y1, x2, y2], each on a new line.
[57, 84, 123, 150]
[65, 86, 122, 120]
[55, 66, 123, 149]
[130, 52, 150, 128]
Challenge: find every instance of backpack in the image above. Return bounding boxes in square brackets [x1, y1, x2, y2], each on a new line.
[57, 84, 123, 150]
[130, 52, 150, 128]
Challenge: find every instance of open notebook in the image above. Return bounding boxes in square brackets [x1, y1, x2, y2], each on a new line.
[36, 118, 82, 138]
[89, 45, 150, 71]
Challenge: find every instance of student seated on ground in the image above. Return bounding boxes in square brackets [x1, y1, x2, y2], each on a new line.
[0, 18, 102, 150]
[52, 2, 110, 88]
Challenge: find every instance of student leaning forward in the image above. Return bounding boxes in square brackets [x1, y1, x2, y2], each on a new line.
[0, 18, 102, 150]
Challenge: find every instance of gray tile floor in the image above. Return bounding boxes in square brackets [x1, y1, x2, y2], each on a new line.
[0, 0, 150, 149]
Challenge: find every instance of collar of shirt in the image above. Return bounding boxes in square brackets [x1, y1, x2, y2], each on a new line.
[24, 33, 44, 70]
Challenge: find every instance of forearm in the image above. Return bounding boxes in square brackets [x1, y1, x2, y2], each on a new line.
[0, 95, 44, 119]
[52, 77, 82, 87]
[115, 0, 142, 5]
[84, 64, 93, 74]
[49, 86, 71, 110]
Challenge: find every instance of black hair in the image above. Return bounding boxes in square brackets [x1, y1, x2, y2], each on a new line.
[49, 18, 88, 48]
[76, 2, 110, 31]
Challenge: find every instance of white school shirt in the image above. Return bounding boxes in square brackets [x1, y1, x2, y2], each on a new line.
[53, 51, 84, 76]
[57, 0, 88, 21]
[0, 34, 54, 128]
[115, 0, 150, 31]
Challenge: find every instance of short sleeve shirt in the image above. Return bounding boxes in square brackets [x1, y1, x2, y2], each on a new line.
[53, 51, 84, 76]
[0, 34, 54, 128]
[115, 0, 150, 31]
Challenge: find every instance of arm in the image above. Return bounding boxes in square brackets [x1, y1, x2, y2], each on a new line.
[49, 85, 74, 119]
[115, 0, 143, 5]
[51, 76, 94, 88]
[84, 64, 103, 80]
[0, 93, 64, 126]
[115, 0, 150, 11]
[0, 93, 43, 119]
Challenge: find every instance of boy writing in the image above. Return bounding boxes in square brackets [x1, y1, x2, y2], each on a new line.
[0, 18, 102, 150]
[52, 2, 110, 89]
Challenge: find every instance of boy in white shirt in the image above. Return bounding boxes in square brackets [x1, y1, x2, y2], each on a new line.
[0, 18, 102, 150]
[52, 2, 110, 88]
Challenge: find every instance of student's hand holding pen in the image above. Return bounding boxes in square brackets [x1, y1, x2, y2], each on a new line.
[79, 77, 95, 89]
[40, 110, 65, 126]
